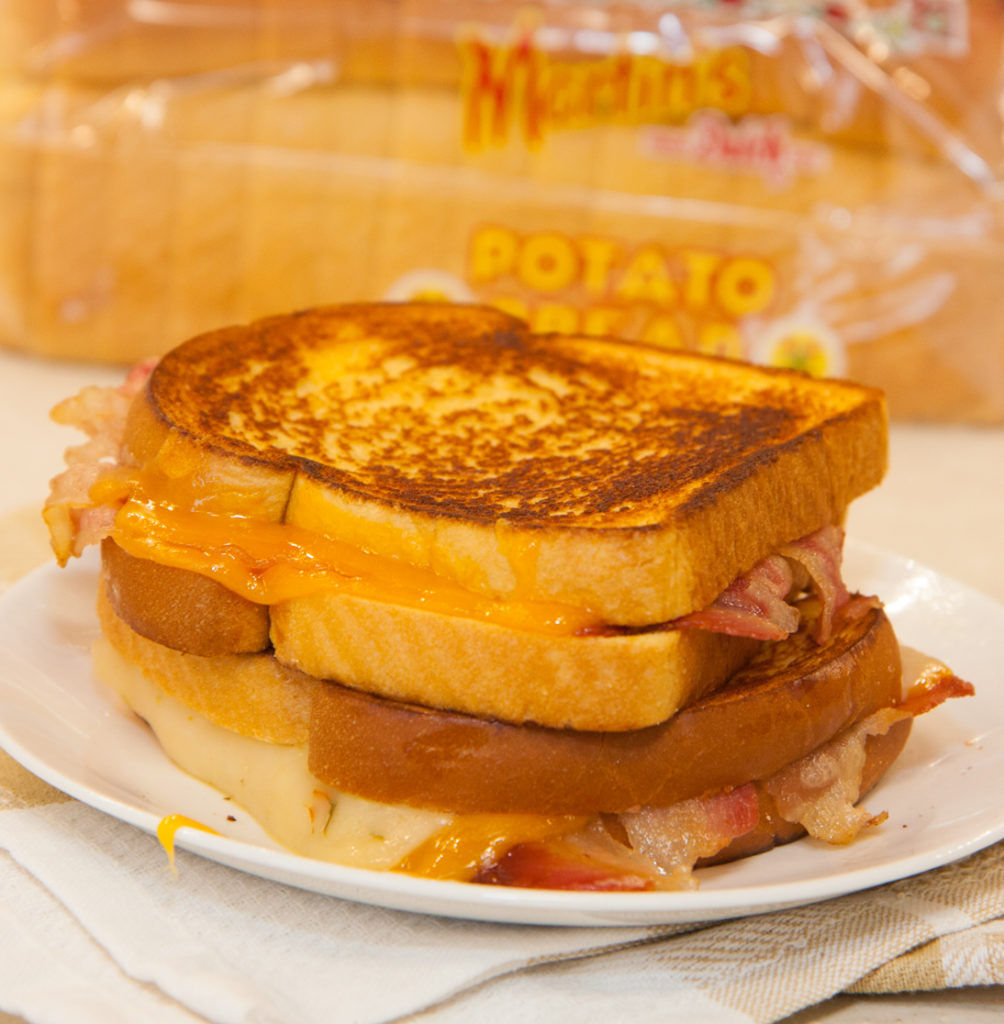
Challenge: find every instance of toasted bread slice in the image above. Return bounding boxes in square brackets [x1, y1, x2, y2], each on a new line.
[128, 302, 886, 628]
[269, 586, 758, 730]
[307, 603, 904, 814]
[101, 537, 271, 655]
[96, 573, 315, 746]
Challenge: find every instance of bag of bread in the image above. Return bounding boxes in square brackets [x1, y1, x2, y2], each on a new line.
[0, 0, 1002, 421]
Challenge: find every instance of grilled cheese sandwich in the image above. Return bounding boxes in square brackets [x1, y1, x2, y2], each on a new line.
[44, 302, 971, 890]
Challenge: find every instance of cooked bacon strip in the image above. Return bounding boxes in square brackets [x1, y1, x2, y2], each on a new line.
[781, 525, 850, 643]
[120, 357, 159, 396]
[673, 525, 857, 643]
[476, 829, 658, 892]
[764, 708, 903, 844]
[900, 670, 974, 715]
[43, 359, 157, 565]
[673, 554, 799, 640]
[478, 785, 760, 891]
[766, 658, 974, 845]
[618, 785, 760, 889]
[898, 646, 976, 716]
[837, 593, 883, 624]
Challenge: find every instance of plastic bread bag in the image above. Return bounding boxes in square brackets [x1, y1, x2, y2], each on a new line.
[0, 0, 1002, 421]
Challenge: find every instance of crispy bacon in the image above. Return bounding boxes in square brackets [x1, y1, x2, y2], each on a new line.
[898, 646, 976, 716]
[765, 656, 974, 845]
[781, 524, 850, 643]
[43, 359, 157, 565]
[673, 554, 798, 640]
[476, 826, 659, 891]
[618, 784, 760, 889]
[120, 357, 159, 396]
[480, 786, 760, 891]
[763, 708, 904, 844]
[838, 593, 883, 624]
[673, 525, 854, 644]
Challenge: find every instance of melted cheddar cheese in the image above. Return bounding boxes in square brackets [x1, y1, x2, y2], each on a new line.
[92, 469, 603, 638]
[157, 814, 220, 870]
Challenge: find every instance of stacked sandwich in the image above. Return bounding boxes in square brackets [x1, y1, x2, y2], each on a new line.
[44, 303, 970, 890]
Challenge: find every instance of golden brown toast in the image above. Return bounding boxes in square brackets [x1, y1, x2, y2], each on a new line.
[269, 585, 758, 730]
[136, 302, 886, 624]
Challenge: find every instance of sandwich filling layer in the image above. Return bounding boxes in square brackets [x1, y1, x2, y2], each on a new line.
[94, 468, 605, 636]
[74, 448, 851, 645]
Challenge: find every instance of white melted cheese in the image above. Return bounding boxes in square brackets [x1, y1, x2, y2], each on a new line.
[92, 638, 451, 869]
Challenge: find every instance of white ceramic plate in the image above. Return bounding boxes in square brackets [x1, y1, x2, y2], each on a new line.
[0, 543, 1001, 927]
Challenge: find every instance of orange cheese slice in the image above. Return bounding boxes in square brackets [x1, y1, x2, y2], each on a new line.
[93, 472, 605, 638]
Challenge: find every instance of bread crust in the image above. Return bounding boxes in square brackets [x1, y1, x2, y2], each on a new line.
[306, 605, 903, 814]
[96, 578, 316, 745]
[271, 589, 758, 730]
[102, 538, 270, 655]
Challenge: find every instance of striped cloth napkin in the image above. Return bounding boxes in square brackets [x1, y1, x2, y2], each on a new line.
[1, 506, 1002, 1024]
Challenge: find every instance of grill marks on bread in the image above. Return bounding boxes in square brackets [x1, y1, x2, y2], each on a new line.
[150, 304, 854, 527]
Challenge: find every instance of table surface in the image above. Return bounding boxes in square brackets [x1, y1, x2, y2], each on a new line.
[1, 346, 1003, 1023]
